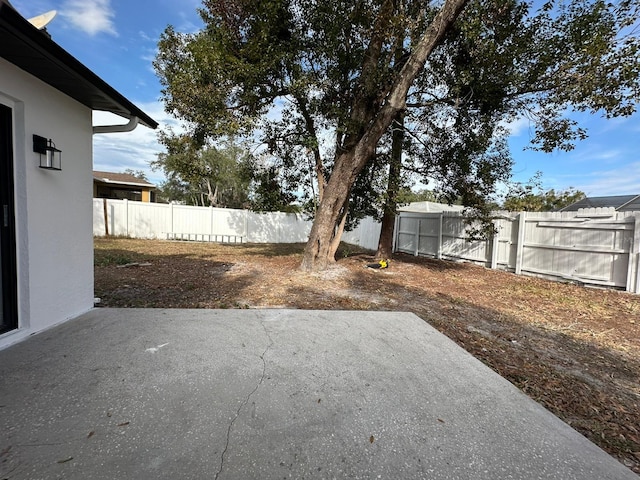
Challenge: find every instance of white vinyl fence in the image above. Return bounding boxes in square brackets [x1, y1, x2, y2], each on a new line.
[93, 199, 381, 250]
[94, 199, 640, 293]
[394, 208, 640, 293]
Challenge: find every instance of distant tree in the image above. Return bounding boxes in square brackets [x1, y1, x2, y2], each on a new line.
[151, 138, 254, 208]
[250, 165, 299, 212]
[154, 176, 190, 204]
[503, 172, 586, 212]
[122, 169, 148, 181]
[396, 188, 437, 205]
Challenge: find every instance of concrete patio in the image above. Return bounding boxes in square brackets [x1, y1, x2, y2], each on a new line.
[0, 308, 637, 479]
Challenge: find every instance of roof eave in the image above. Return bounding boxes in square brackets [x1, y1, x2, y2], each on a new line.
[615, 194, 640, 211]
[94, 178, 156, 188]
[0, 2, 158, 130]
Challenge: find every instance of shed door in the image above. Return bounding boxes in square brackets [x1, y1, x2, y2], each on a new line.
[0, 103, 18, 334]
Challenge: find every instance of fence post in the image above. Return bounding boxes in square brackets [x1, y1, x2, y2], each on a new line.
[102, 198, 109, 236]
[636, 221, 640, 294]
[490, 227, 499, 270]
[123, 199, 129, 237]
[515, 211, 526, 275]
[437, 213, 443, 259]
[209, 205, 214, 235]
[627, 215, 640, 293]
[169, 203, 174, 237]
[110, 203, 115, 236]
[392, 215, 400, 253]
[414, 219, 421, 256]
[244, 209, 249, 243]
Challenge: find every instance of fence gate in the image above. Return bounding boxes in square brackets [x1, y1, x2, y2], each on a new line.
[394, 210, 640, 293]
[516, 214, 636, 289]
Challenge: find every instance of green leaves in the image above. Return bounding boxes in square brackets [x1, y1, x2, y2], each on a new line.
[514, 0, 639, 141]
[154, 0, 639, 235]
[152, 135, 255, 208]
[503, 172, 586, 212]
[155, 1, 296, 143]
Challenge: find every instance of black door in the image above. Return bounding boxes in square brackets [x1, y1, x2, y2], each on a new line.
[0, 103, 18, 334]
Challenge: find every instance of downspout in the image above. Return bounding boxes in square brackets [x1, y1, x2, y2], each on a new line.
[92, 116, 139, 134]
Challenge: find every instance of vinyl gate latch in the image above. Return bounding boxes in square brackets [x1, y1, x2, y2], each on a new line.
[3, 205, 8, 227]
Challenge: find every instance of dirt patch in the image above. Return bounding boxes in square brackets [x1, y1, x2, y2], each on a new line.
[95, 237, 640, 474]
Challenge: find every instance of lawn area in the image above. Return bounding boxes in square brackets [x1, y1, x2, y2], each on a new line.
[94, 237, 640, 474]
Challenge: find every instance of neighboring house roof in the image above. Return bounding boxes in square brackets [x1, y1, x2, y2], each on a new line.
[560, 194, 640, 212]
[0, 0, 157, 129]
[93, 171, 155, 189]
[398, 201, 465, 213]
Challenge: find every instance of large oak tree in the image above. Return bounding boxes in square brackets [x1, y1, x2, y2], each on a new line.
[155, 0, 640, 271]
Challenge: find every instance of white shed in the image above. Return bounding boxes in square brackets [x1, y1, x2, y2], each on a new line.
[0, 1, 157, 349]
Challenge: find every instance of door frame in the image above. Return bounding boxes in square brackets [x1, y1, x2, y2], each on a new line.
[0, 102, 18, 334]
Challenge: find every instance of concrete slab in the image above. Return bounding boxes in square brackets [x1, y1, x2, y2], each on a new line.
[0, 308, 636, 480]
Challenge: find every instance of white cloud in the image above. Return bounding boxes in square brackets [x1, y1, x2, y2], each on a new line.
[595, 115, 633, 134]
[501, 115, 532, 138]
[562, 162, 640, 196]
[559, 147, 624, 166]
[140, 45, 158, 72]
[176, 10, 202, 34]
[138, 30, 153, 42]
[61, 0, 117, 36]
[10, 1, 57, 19]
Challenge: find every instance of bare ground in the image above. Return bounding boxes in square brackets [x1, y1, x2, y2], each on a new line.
[94, 237, 640, 474]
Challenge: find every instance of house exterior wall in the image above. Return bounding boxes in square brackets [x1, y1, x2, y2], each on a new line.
[0, 57, 94, 348]
[93, 182, 153, 202]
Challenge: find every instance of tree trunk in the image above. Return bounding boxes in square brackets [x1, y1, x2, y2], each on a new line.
[329, 200, 349, 259]
[297, 98, 326, 204]
[206, 179, 218, 207]
[300, 0, 469, 271]
[300, 144, 373, 271]
[376, 112, 404, 259]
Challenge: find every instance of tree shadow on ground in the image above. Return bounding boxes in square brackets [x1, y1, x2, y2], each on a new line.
[417, 293, 640, 474]
[305, 266, 640, 474]
[391, 252, 477, 271]
[94, 247, 253, 309]
[214, 242, 307, 258]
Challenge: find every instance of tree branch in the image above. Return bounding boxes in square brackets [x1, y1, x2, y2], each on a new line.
[363, 0, 470, 150]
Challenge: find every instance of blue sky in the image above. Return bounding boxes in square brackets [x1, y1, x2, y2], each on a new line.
[10, 0, 640, 197]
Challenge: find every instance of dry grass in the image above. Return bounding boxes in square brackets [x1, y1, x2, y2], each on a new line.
[94, 237, 640, 474]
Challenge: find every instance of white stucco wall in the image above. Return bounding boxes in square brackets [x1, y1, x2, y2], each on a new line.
[0, 57, 94, 348]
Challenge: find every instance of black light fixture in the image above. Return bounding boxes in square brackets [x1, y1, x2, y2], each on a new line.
[33, 134, 61, 170]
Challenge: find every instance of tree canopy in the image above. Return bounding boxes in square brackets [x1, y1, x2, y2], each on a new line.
[151, 138, 254, 208]
[155, 0, 640, 269]
[502, 172, 586, 212]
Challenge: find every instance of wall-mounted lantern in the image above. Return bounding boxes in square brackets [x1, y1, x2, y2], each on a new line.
[33, 134, 61, 170]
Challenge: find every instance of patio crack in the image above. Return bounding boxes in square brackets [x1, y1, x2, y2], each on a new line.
[214, 322, 274, 480]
